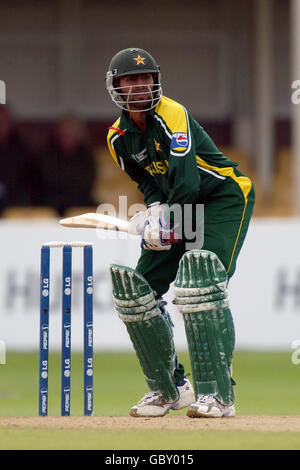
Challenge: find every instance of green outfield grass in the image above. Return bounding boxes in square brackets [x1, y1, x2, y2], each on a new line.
[0, 350, 299, 450]
[1, 428, 300, 451]
[0, 350, 299, 416]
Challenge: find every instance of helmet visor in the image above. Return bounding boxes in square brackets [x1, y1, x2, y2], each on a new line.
[106, 71, 162, 112]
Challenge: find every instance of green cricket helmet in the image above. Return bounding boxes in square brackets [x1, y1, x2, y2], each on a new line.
[106, 48, 162, 112]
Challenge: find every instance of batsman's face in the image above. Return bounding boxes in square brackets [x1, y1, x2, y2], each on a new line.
[118, 73, 154, 110]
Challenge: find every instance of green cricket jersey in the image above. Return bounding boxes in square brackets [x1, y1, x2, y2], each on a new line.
[107, 95, 252, 206]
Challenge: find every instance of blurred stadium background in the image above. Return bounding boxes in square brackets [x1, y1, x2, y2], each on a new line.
[0, 0, 297, 216]
[0, 0, 299, 422]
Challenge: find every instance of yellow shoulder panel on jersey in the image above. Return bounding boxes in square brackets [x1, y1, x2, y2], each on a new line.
[155, 96, 188, 135]
[107, 117, 121, 166]
[155, 96, 191, 156]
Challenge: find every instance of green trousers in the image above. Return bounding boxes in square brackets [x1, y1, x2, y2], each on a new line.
[135, 169, 255, 385]
[136, 170, 255, 296]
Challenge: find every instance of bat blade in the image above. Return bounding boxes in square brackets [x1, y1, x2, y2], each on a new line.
[59, 212, 130, 232]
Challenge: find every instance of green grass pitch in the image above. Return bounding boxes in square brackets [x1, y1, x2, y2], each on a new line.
[0, 350, 299, 450]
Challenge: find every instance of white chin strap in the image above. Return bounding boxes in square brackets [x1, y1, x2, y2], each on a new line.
[108, 82, 162, 112]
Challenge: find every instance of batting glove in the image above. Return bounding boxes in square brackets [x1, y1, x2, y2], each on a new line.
[141, 202, 182, 251]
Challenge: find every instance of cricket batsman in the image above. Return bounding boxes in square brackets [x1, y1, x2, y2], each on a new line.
[106, 48, 255, 418]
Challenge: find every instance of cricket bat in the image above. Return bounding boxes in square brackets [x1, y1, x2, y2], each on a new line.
[59, 212, 146, 235]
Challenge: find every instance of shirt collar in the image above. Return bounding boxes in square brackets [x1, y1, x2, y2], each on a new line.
[119, 107, 156, 133]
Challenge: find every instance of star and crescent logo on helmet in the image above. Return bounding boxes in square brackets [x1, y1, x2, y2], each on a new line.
[133, 55, 146, 66]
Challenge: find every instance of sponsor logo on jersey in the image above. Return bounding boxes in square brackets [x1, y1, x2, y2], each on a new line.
[131, 148, 148, 163]
[171, 132, 189, 151]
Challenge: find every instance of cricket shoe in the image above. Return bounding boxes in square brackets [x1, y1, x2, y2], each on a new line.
[187, 394, 235, 418]
[170, 377, 195, 410]
[130, 377, 195, 417]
